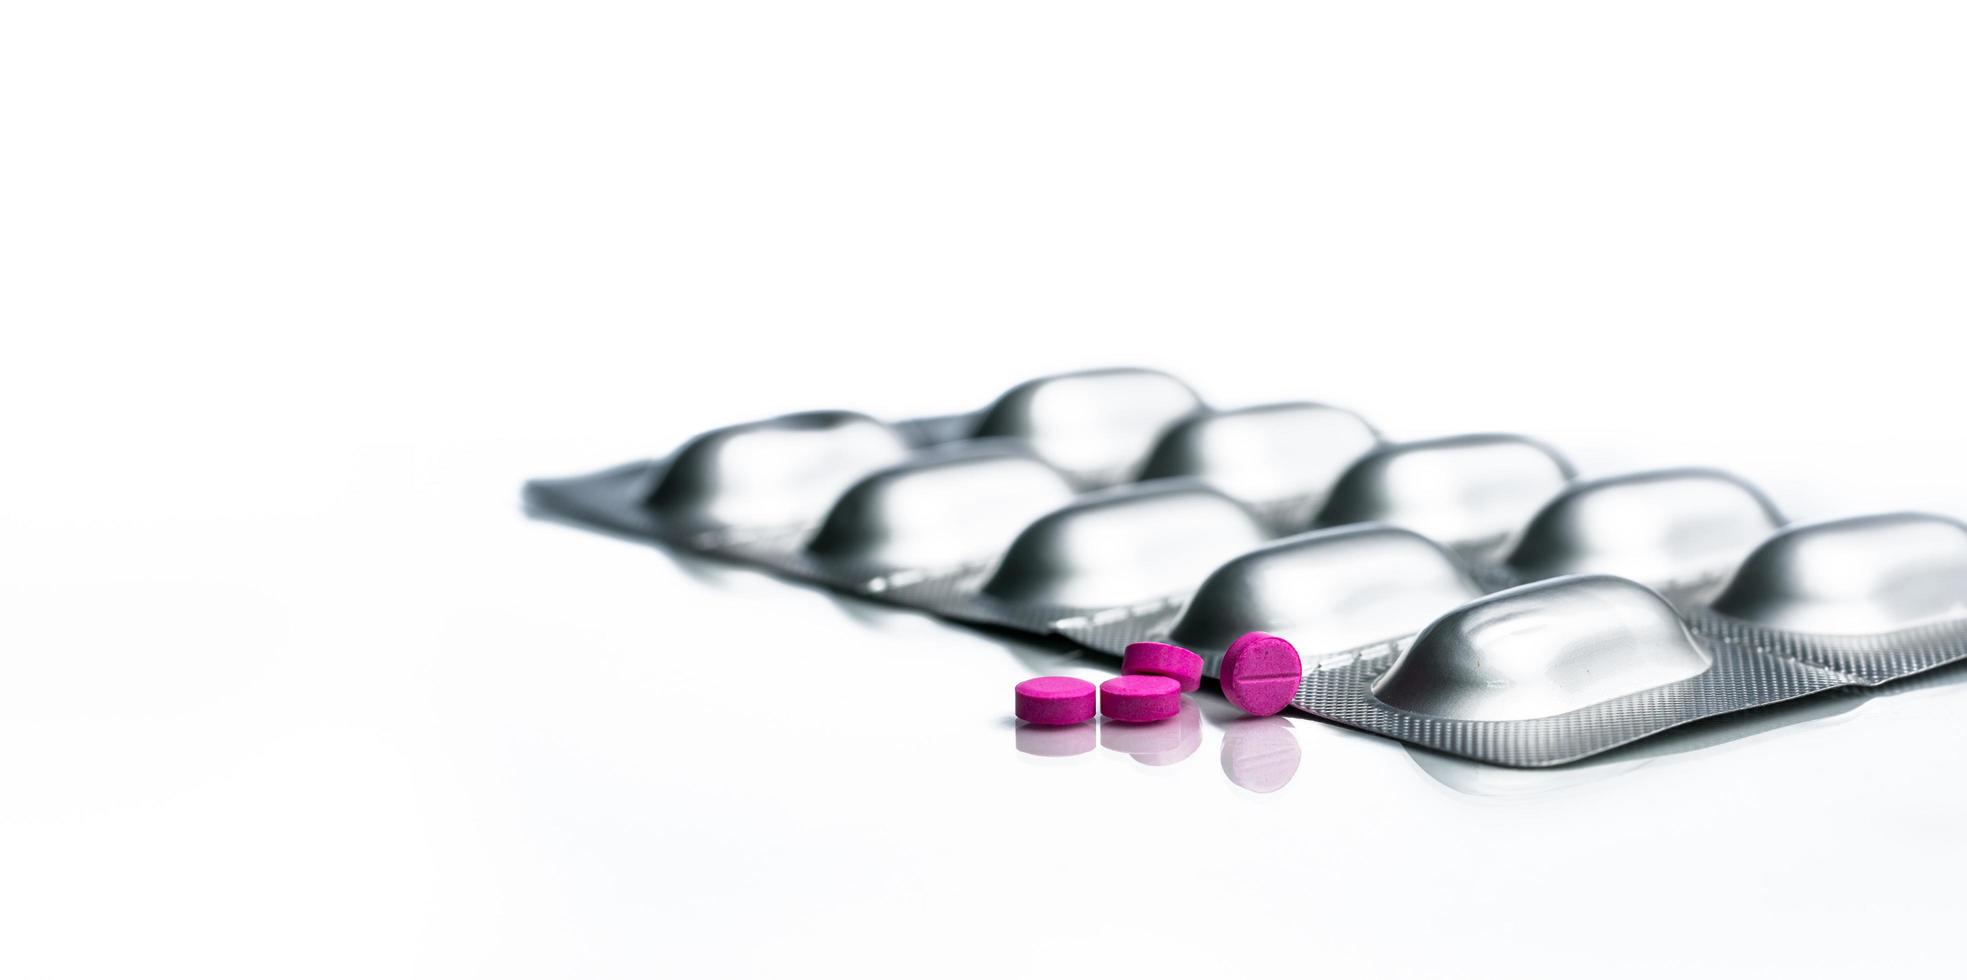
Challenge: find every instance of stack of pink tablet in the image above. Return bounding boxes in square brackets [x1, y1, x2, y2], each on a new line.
[1014, 632, 1301, 726]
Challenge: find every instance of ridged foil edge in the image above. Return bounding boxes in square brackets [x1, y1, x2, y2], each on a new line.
[1291, 636, 1850, 767]
[1684, 609, 1967, 686]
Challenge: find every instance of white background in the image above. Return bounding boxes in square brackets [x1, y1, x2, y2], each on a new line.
[4, 2, 1965, 977]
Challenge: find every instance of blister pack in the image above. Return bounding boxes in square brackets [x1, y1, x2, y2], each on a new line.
[527, 367, 1380, 633]
[1063, 466, 1786, 661]
[1287, 513, 1967, 765]
[1687, 513, 1967, 685]
[525, 367, 1967, 767]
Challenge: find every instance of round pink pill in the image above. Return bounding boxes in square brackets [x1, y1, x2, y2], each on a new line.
[1099, 674, 1181, 723]
[1219, 631, 1302, 717]
[1121, 641, 1204, 693]
[1015, 676, 1096, 726]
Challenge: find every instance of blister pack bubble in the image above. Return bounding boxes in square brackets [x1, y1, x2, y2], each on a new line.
[525, 367, 1967, 767]
[1689, 513, 1967, 684]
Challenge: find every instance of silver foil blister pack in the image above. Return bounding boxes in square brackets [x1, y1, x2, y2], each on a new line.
[1291, 510, 1967, 766]
[526, 367, 1967, 767]
[1688, 513, 1967, 685]
[527, 368, 1377, 633]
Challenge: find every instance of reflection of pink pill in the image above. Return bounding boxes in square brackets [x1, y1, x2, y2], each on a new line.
[1220, 632, 1302, 717]
[1100, 675, 1181, 723]
[1221, 717, 1301, 792]
[1015, 676, 1097, 725]
[1101, 700, 1202, 765]
[1017, 722, 1097, 757]
[1121, 641, 1204, 693]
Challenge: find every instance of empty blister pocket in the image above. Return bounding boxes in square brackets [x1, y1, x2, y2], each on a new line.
[1690, 512, 1967, 684]
[1292, 575, 1849, 767]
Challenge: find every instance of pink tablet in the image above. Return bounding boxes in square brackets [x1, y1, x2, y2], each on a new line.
[1014, 676, 1097, 726]
[1219, 631, 1302, 717]
[1121, 641, 1204, 693]
[1099, 675, 1181, 723]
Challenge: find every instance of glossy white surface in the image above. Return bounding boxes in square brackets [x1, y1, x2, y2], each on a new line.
[9, 455, 1967, 978]
[7, 3, 1967, 977]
